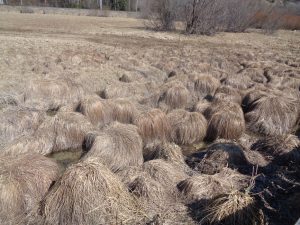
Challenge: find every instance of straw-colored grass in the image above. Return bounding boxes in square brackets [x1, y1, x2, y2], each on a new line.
[0, 153, 60, 225]
[167, 109, 207, 145]
[134, 109, 171, 144]
[83, 122, 143, 172]
[41, 157, 146, 225]
[201, 191, 262, 225]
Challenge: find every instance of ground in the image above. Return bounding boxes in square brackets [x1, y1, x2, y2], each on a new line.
[0, 11, 299, 97]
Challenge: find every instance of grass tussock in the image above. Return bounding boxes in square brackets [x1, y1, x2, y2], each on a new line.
[205, 102, 245, 141]
[243, 91, 299, 136]
[24, 78, 83, 111]
[191, 75, 220, 99]
[77, 94, 113, 126]
[143, 159, 188, 190]
[0, 107, 45, 145]
[167, 109, 207, 145]
[213, 86, 242, 105]
[0, 153, 60, 225]
[201, 191, 262, 225]
[84, 122, 143, 172]
[134, 109, 171, 144]
[251, 134, 300, 162]
[196, 141, 250, 175]
[178, 168, 249, 203]
[143, 142, 186, 165]
[159, 83, 190, 111]
[111, 98, 139, 124]
[41, 157, 146, 225]
[4, 111, 94, 156]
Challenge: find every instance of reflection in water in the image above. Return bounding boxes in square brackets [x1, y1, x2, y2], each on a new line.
[48, 149, 83, 171]
[181, 142, 207, 156]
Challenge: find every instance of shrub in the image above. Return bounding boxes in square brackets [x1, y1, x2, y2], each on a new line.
[143, 0, 181, 31]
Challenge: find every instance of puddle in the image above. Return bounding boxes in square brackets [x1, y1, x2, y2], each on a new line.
[181, 142, 208, 157]
[48, 148, 83, 171]
[46, 107, 59, 117]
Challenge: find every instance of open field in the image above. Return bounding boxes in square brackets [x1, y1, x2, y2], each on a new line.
[0, 11, 299, 225]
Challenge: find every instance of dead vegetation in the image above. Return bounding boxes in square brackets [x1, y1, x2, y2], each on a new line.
[196, 141, 250, 174]
[77, 94, 113, 126]
[243, 90, 299, 136]
[204, 102, 245, 141]
[84, 122, 143, 172]
[167, 109, 207, 145]
[0, 11, 299, 225]
[41, 157, 145, 225]
[159, 83, 190, 111]
[0, 107, 45, 146]
[178, 168, 249, 203]
[111, 98, 139, 124]
[134, 109, 171, 145]
[251, 134, 300, 162]
[201, 191, 263, 225]
[0, 153, 60, 225]
[192, 74, 221, 100]
[3, 111, 93, 156]
[24, 78, 83, 111]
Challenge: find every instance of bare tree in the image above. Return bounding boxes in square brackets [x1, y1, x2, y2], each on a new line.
[184, 0, 223, 35]
[143, 0, 181, 31]
[221, 0, 261, 32]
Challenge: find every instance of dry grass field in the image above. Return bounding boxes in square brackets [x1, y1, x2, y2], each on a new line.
[0, 11, 299, 225]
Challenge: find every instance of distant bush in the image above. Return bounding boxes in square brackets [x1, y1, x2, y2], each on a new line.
[184, 0, 261, 35]
[142, 0, 182, 31]
[143, 0, 299, 35]
[20, 7, 34, 13]
[111, 0, 128, 11]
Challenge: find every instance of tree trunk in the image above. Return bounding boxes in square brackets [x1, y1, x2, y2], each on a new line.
[99, 0, 102, 10]
[135, 0, 139, 11]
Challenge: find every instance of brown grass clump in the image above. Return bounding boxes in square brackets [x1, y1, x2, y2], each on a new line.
[201, 191, 262, 225]
[37, 112, 93, 152]
[206, 110, 246, 141]
[143, 159, 188, 190]
[128, 173, 193, 225]
[0, 107, 45, 145]
[197, 141, 250, 175]
[134, 109, 170, 144]
[102, 81, 154, 100]
[77, 95, 113, 126]
[251, 134, 300, 162]
[41, 157, 145, 225]
[143, 142, 186, 165]
[0, 153, 60, 225]
[238, 133, 259, 150]
[194, 100, 211, 115]
[192, 75, 220, 99]
[4, 112, 93, 155]
[204, 101, 244, 120]
[213, 86, 242, 105]
[24, 78, 83, 110]
[84, 122, 143, 172]
[243, 91, 299, 136]
[167, 109, 207, 145]
[3, 135, 54, 156]
[178, 168, 249, 203]
[159, 83, 190, 111]
[115, 166, 143, 186]
[111, 98, 139, 124]
[222, 75, 254, 90]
